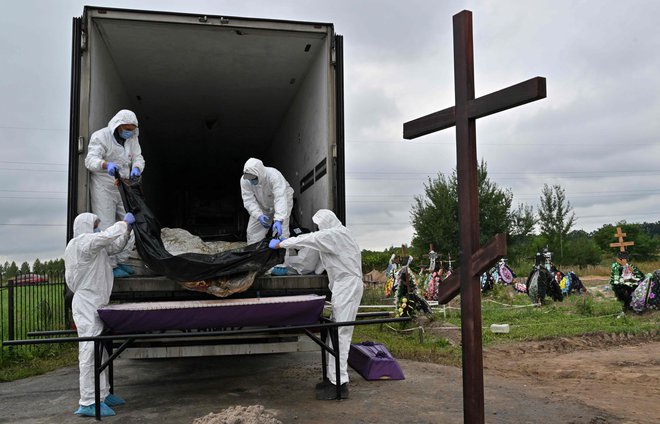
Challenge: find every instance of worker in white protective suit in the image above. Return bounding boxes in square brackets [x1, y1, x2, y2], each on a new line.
[64, 212, 135, 417]
[283, 227, 324, 275]
[268, 209, 363, 400]
[84, 109, 145, 277]
[240, 158, 294, 244]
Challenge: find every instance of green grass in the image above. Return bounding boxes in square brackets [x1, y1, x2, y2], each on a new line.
[1, 284, 68, 341]
[3, 280, 659, 382]
[1, 283, 73, 382]
[0, 344, 78, 382]
[353, 283, 659, 367]
[353, 318, 463, 367]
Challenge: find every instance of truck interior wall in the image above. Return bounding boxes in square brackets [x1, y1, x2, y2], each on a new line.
[80, 12, 336, 241]
[269, 36, 332, 231]
[77, 21, 136, 215]
[88, 21, 135, 153]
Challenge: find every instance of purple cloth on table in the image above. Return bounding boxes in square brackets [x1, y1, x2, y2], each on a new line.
[97, 294, 326, 333]
[348, 341, 405, 381]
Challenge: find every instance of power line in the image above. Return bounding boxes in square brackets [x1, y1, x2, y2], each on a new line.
[0, 189, 67, 194]
[348, 188, 660, 198]
[578, 211, 660, 219]
[0, 168, 67, 173]
[0, 126, 67, 132]
[0, 160, 67, 166]
[346, 139, 655, 146]
[346, 170, 660, 175]
[0, 223, 65, 227]
[350, 200, 416, 203]
[0, 196, 65, 200]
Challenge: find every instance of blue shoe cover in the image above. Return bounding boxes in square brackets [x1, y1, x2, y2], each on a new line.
[104, 393, 126, 406]
[117, 263, 135, 275]
[74, 402, 116, 417]
[112, 267, 130, 278]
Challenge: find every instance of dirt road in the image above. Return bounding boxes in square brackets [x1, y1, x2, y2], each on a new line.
[2, 333, 658, 423]
[484, 333, 659, 424]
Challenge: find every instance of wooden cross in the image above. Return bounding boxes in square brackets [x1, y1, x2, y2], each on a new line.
[402, 10, 546, 423]
[423, 244, 438, 271]
[610, 226, 634, 265]
[610, 226, 634, 252]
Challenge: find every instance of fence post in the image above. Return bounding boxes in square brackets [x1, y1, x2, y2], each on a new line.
[8, 279, 14, 341]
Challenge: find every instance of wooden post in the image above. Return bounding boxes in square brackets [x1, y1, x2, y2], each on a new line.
[402, 10, 546, 423]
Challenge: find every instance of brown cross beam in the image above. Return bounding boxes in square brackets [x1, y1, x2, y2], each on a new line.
[609, 226, 635, 252]
[402, 10, 546, 424]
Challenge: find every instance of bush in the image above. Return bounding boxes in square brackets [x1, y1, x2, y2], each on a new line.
[361, 248, 397, 272]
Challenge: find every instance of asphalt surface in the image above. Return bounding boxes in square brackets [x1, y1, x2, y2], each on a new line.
[0, 350, 620, 424]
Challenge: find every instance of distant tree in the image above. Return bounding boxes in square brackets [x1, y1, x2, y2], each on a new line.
[20, 261, 31, 274]
[361, 249, 396, 272]
[33, 258, 43, 274]
[7, 261, 19, 278]
[40, 258, 65, 275]
[510, 203, 536, 238]
[411, 173, 457, 257]
[562, 230, 603, 268]
[592, 222, 660, 262]
[411, 160, 512, 261]
[537, 183, 575, 259]
[639, 221, 660, 237]
[55, 258, 65, 273]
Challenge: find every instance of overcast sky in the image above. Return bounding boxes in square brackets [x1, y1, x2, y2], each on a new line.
[2, 0, 660, 266]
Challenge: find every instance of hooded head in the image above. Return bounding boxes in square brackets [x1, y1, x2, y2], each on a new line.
[243, 158, 266, 181]
[312, 209, 342, 230]
[73, 213, 100, 237]
[108, 109, 139, 136]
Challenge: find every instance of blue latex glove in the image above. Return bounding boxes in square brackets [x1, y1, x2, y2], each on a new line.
[124, 212, 136, 225]
[106, 162, 118, 176]
[258, 214, 270, 228]
[273, 220, 283, 237]
[268, 238, 281, 249]
[130, 167, 140, 178]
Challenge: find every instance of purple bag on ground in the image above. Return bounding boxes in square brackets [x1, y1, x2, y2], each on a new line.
[348, 341, 405, 380]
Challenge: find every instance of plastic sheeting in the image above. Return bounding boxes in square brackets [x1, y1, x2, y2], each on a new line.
[117, 177, 285, 285]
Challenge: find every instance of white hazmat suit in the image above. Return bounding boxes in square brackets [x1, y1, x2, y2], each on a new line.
[84, 110, 144, 266]
[240, 158, 294, 244]
[279, 209, 363, 386]
[64, 213, 131, 407]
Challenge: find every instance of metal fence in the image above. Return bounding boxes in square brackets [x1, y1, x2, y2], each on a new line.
[1, 272, 70, 350]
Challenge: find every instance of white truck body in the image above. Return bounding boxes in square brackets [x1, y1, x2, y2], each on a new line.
[67, 6, 345, 241]
[66, 6, 344, 356]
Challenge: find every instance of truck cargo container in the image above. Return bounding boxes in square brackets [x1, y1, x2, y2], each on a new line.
[66, 6, 345, 356]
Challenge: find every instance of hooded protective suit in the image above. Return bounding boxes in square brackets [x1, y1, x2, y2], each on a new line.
[84, 110, 144, 265]
[241, 158, 294, 244]
[64, 213, 131, 406]
[284, 246, 324, 275]
[279, 209, 363, 385]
